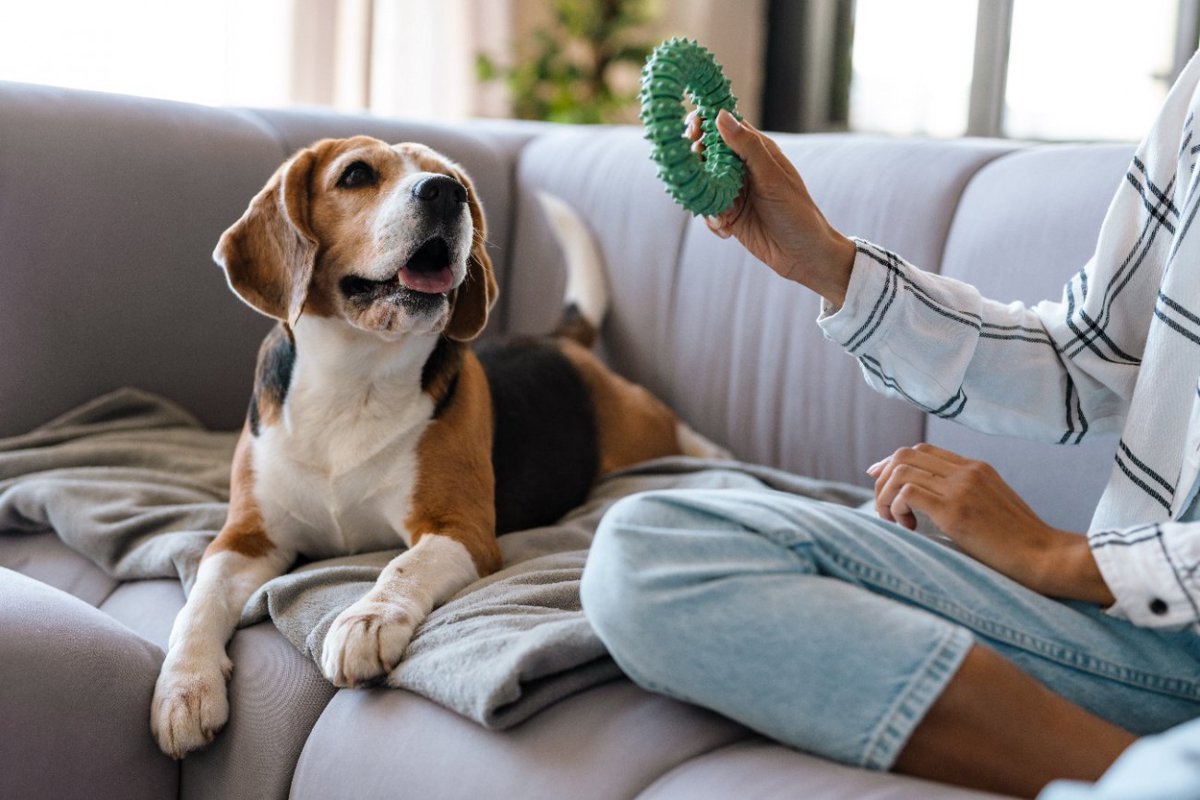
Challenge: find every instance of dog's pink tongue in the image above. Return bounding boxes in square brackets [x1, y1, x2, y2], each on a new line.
[402, 265, 454, 294]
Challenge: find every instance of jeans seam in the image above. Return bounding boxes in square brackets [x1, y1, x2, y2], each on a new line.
[824, 548, 1200, 701]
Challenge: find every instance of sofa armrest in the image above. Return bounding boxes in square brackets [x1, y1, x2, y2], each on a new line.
[0, 568, 177, 800]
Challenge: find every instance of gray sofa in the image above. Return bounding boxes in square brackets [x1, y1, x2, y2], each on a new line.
[0, 80, 1133, 799]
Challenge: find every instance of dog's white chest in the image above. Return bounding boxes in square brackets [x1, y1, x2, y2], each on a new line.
[252, 320, 438, 558]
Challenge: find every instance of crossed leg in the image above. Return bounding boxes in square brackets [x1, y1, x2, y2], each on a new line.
[582, 489, 1198, 797]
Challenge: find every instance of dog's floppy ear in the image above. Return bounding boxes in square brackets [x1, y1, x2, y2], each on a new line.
[213, 147, 321, 327]
[444, 166, 498, 342]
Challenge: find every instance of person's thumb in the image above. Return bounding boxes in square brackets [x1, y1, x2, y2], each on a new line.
[716, 109, 772, 175]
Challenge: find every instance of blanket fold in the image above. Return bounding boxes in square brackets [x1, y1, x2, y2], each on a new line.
[0, 388, 872, 728]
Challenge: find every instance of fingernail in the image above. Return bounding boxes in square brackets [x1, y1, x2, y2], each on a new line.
[866, 460, 885, 476]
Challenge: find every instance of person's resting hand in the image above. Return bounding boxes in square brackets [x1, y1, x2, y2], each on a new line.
[686, 109, 857, 306]
[867, 442, 1116, 606]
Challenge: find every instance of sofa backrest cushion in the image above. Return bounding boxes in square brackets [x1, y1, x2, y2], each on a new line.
[0, 83, 281, 435]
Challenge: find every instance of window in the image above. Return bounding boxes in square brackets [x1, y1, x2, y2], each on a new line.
[1004, 1, 1178, 141]
[0, 1, 292, 107]
[0, 0, 483, 116]
[849, 0, 978, 138]
[844, 0, 1198, 141]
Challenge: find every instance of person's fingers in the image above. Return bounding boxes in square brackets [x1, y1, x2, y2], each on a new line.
[890, 483, 942, 531]
[685, 111, 701, 142]
[717, 110, 808, 210]
[907, 442, 971, 465]
[705, 215, 731, 239]
[715, 108, 749, 149]
[875, 461, 943, 522]
[716, 109, 778, 178]
[715, 191, 747, 232]
[868, 444, 966, 481]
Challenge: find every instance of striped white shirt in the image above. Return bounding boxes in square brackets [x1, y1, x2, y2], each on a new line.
[819, 55, 1200, 634]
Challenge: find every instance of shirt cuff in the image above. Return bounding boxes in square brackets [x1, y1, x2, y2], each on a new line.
[1090, 524, 1198, 630]
[816, 238, 902, 353]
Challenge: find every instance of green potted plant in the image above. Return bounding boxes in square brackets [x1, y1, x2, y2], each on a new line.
[477, 0, 658, 124]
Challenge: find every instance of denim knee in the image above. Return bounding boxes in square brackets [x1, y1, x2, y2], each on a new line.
[580, 492, 668, 654]
[581, 489, 822, 680]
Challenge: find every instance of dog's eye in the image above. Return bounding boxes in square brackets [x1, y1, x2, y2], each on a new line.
[337, 161, 377, 189]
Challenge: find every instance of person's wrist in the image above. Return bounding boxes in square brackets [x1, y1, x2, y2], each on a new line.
[797, 231, 855, 307]
[1030, 529, 1115, 605]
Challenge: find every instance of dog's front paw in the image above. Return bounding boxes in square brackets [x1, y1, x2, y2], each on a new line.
[150, 652, 232, 759]
[321, 598, 421, 688]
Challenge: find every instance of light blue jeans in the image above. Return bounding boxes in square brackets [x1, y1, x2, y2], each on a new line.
[580, 488, 1200, 771]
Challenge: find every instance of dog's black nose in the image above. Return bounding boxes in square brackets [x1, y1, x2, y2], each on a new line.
[412, 175, 467, 220]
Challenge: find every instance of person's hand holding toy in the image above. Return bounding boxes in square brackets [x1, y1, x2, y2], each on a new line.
[641, 39, 855, 306]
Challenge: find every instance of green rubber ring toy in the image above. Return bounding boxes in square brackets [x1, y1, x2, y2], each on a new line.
[639, 38, 745, 217]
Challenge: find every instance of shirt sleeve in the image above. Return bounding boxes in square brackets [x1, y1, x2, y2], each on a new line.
[816, 238, 1138, 445]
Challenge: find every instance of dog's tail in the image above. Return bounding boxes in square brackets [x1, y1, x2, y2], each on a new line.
[536, 191, 609, 349]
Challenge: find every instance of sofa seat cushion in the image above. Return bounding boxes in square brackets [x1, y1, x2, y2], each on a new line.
[0, 536, 185, 661]
[0, 529, 118, 606]
[179, 623, 337, 800]
[290, 680, 751, 799]
[291, 677, 1014, 799]
[0, 529, 184, 654]
[99, 578, 186, 651]
[639, 739, 1009, 799]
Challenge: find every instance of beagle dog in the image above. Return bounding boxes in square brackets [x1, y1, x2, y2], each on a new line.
[150, 135, 727, 758]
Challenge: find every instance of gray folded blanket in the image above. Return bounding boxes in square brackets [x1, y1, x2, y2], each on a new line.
[0, 388, 872, 728]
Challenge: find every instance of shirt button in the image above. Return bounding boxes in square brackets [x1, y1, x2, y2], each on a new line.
[1149, 598, 1169, 616]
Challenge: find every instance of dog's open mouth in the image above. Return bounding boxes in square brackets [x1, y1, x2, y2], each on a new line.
[340, 237, 455, 303]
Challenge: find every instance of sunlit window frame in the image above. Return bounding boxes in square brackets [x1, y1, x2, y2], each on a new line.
[967, 0, 1200, 138]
